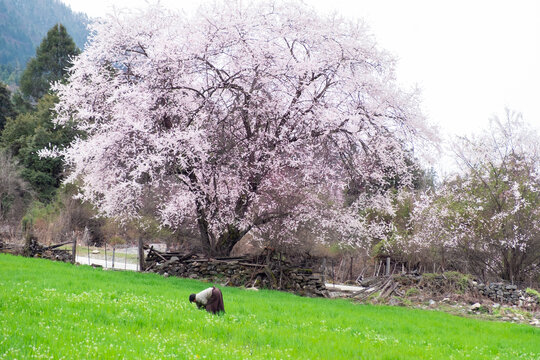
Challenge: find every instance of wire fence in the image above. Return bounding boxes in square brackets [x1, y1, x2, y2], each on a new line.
[75, 244, 141, 271]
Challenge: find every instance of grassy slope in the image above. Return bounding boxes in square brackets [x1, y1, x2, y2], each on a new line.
[0, 254, 538, 360]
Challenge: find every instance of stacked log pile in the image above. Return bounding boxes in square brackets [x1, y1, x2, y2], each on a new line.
[0, 243, 23, 255]
[145, 248, 328, 297]
[24, 238, 72, 262]
[342, 273, 539, 309]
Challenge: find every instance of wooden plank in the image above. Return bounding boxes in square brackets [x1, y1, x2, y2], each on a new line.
[213, 256, 248, 261]
[44, 241, 73, 251]
[238, 262, 266, 268]
[153, 251, 167, 262]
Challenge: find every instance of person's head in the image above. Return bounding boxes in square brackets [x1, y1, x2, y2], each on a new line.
[189, 293, 196, 303]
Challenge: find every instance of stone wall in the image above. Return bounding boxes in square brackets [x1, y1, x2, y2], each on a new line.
[356, 273, 539, 309]
[475, 282, 539, 306]
[146, 256, 328, 297]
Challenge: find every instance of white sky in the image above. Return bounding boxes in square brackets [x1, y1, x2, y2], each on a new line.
[60, 0, 540, 171]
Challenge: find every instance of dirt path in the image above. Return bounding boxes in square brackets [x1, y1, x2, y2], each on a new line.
[75, 255, 138, 271]
[325, 283, 364, 292]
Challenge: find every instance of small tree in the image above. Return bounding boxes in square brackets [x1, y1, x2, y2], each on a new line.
[407, 111, 540, 284]
[0, 83, 16, 131]
[0, 151, 33, 235]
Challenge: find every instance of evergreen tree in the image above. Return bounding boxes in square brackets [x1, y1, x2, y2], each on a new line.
[1, 94, 78, 202]
[0, 82, 16, 131]
[11, 91, 34, 115]
[19, 24, 80, 102]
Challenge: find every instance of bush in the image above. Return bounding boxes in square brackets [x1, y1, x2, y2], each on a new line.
[405, 288, 419, 297]
[526, 288, 540, 301]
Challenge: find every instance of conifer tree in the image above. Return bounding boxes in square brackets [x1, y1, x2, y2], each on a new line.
[0, 83, 16, 131]
[20, 24, 80, 102]
[1, 94, 77, 202]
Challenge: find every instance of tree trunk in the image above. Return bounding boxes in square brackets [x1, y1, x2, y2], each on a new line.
[502, 248, 523, 285]
[194, 199, 214, 254]
[213, 225, 247, 256]
[195, 201, 248, 255]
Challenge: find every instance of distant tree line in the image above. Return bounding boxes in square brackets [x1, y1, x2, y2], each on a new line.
[0, 24, 94, 244]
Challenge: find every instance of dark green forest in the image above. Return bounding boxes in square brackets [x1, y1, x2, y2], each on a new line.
[0, 0, 88, 84]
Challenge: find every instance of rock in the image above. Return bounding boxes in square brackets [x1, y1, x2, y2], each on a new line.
[92, 250, 100, 254]
[389, 297, 401, 306]
[163, 272, 169, 278]
[429, 299, 436, 307]
[360, 277, 380, 287]
[442, 297, 450, 303]
[530, 319, 540, 326]
[492, 303, 500, 309]
[470, 303, 482, 311]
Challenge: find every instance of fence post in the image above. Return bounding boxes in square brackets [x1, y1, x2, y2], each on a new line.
[83, 227, 90, 265]
[348, 256, 353, 281]
[138, 237, 145, 272]
[322, 257, 327, 284]
[386, 257, 390, 276]
[71, 231, 77, 264]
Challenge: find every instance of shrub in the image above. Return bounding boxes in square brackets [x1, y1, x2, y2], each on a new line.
[405, 288, 419, 297]
[526, 288, 540, 301]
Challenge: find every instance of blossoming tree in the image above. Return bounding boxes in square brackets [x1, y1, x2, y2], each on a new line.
[50, 2, 434, 255]
[407, 112, 540, 283]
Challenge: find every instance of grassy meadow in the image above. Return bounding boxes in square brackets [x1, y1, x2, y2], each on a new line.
[0, 254, 538, 359]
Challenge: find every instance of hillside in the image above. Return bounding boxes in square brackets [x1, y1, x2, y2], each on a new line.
[0, 0, 89, 83]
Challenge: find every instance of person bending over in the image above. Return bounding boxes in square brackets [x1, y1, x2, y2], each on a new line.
[189, 286, 225, 314]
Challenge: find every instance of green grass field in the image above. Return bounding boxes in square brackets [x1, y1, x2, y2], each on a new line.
[0, 254, 538, 359]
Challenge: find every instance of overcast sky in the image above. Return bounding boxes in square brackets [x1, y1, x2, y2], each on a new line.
[60, 0, 540, 170]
